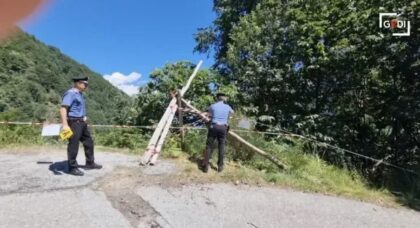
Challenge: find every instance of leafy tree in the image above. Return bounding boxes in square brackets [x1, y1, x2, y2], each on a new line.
[195, 0, 420, 186]
[195, 0, 261, 74]
[135, 61, 223, 125]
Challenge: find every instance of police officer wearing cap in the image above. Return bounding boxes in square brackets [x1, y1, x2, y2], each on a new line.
[202, 93, 234, 173]
[60, 75, 102, 176]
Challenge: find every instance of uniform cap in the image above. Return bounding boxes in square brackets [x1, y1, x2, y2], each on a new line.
[72, 74, 89, 82]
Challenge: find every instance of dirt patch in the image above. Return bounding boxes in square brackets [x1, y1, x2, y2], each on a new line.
[96, 161, 189, 227]
[96, 167, 157, 227]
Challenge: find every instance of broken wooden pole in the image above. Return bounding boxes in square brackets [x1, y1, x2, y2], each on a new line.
[140, 100, 175, 164]
[141, 61, 203, 165]
[181, 99, 288, 170]
[180, 99, 210, 122]
[227, 131, 288, 170]
[177, 92, 185, 145]
[149, 104, 178, 165]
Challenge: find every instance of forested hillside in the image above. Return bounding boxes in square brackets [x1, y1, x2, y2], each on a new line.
[0, 29, 130, 124]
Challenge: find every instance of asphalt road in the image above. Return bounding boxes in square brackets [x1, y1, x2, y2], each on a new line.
[0, 148, 419, 228]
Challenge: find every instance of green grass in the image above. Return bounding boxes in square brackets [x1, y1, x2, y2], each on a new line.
[172, 152, 397, 207]
[178, 130, 398, 207]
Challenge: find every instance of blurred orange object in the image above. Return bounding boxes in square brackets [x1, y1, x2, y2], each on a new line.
[0, 0, 47, 39]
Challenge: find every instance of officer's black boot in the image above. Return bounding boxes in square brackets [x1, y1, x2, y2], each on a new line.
[203, 165, 209, 173]
[217, 166, 224, 173]
[69, 167, 84, 176]
[84, 162, 103, 170]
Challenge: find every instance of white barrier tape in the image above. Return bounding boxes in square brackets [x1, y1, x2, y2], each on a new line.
[0, 120, 418, 176]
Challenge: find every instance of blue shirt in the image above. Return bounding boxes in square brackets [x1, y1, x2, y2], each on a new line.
[208, 101, 233, 125]
[61, 88, 86, 118]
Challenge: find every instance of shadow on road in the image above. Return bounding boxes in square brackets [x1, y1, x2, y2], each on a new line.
[189, 157, 217, 173]
[48, 160, 69, 175]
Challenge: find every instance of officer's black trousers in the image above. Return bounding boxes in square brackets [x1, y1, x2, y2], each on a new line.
[204, 124, 227, 168]
[67, 120, 95, 170]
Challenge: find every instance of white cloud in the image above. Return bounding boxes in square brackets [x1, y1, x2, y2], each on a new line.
[118, 84, 140, 96]
[103, 72, 144, 96]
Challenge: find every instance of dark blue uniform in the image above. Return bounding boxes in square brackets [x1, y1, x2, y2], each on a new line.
[203, 101, 233, 172]
[62, 88, 94, 170]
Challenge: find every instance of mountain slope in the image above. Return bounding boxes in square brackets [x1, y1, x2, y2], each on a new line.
[0, 29, 129, 124]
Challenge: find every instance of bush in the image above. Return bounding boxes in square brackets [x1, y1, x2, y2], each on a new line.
[183, 130, 208, 159]
[0, 125, 149, 150]
[0, 125, 48, 146]
[93, 127, 149, 150]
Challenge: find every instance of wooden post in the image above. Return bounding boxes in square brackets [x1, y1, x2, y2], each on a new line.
[140, 99, 175, 165]
[181, 99, 208, 120]
[180, 61, 203, 96]
[149, 103, 178, 165]
[228, 131, 288, 170]
[177, 92, 185, 145]
[141, 61, 203, 165]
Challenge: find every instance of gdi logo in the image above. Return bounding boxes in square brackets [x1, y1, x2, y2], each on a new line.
[379, 13, 411, 36]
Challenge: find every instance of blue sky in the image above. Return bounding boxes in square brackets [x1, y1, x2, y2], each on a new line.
[20, 0, 215, 95]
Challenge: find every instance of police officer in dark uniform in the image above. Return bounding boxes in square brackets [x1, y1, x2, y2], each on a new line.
[60, 75, 102, 176]
[202, 93, 234, 173]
